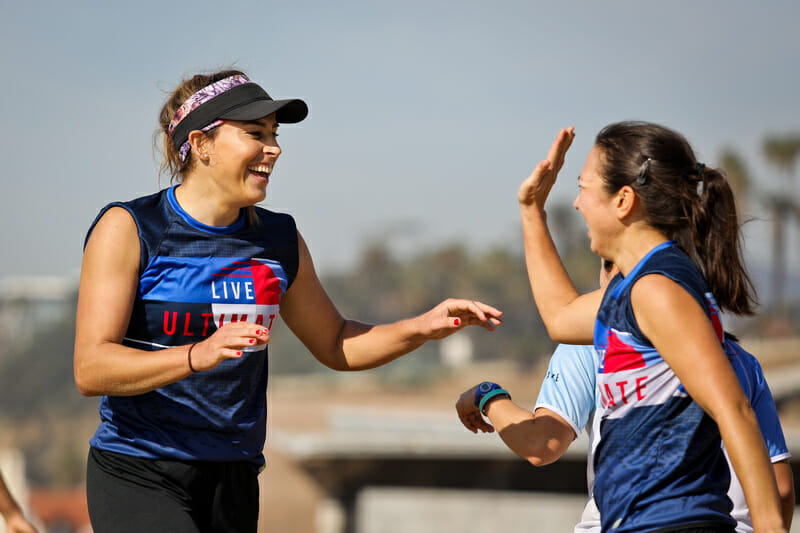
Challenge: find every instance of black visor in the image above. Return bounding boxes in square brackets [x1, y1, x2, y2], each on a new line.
[169, 83, 308, 150]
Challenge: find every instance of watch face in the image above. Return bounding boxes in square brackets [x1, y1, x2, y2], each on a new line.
[479, 382, 496, 393]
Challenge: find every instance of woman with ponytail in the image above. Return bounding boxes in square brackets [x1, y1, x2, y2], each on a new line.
[518, 122, 785, 533]
[74, 69, 502, 532]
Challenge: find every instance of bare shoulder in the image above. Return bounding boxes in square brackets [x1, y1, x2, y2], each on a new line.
[82, 206, 140, 273]
[630, 273, 690, 309]
[87, 206, 138, 246]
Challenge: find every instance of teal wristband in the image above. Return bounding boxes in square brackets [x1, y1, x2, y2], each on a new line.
[478, 388, 510, 415]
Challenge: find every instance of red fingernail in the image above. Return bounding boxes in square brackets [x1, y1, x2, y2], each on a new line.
[237, 351, 242, 356]
[249, 338, 255, 344]
[454, 318, 461, 326]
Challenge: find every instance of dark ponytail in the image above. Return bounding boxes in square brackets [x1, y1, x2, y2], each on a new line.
[595, 121, 757, 315]
[687, 166, 757, 314]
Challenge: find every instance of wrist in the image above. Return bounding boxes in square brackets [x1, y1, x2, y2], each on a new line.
[405, 314, 434, 344]
[474, 381, 511, 416]
[187, 342, 200, 373]
[519, 203, 547, 223]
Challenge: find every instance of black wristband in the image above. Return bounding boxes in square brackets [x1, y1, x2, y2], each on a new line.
[187, 343, 199, 373]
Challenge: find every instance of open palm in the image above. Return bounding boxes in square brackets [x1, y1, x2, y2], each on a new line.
[518, 127, 575, 209]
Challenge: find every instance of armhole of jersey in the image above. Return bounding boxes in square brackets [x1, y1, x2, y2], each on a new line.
[623, 268, 709, 348]
[85, 203, 147, 276]
[285, 216, 300, 290]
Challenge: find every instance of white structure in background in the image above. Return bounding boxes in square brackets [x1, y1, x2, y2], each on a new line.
[0, 275, 77, 352]
[439, 333, 473, 368]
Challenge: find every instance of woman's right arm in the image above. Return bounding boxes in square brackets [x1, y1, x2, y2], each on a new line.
[73, 207, 266, 396]
[519, 127, 601, 344]
[455, 385, 576, 466]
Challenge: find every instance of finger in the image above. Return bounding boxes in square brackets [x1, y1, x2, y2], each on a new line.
[469, 319, 496, 332]
[470, 301, 503, 320]
[551, 127, 575, 172]
[233, 328, 271, 348]
[457, 411, 479, 433]
[471, 414, 495, 433]
[220, 348, 244, 360]
[532, 159, 553, 181]
[546, 129, 570, 170]
[449, 300, 491, 323]
[461, 418, 478, 433]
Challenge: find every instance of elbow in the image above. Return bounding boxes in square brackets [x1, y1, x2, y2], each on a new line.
[542, 318, 578, 344]
[512, 439, 560, 467]
[323, 358, 353, 372]
[74, 372, 101, 397]
[311, 348, 355, 372]
[73, 357, 102, 397]
[524, 450, 559, 467]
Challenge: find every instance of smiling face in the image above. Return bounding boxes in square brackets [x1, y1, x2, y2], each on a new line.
[573, 145, 619, 256]
[202, 115, 281, 207]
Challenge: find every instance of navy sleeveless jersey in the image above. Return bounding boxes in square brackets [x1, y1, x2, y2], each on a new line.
[593, 241, 734, 532]
[86, 186, 299, 464]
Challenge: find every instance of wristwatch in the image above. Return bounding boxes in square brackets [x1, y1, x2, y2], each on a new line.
[474, 381, 511, 416]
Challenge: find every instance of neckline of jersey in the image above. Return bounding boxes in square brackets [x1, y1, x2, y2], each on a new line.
[166, 185, 246, 235]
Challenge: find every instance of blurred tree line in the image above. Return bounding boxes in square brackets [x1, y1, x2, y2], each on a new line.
[269, 203, 599, 375]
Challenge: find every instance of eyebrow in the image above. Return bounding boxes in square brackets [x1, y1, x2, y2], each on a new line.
[242, 118, 278, 128]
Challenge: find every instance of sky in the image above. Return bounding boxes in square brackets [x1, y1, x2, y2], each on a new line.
[1, 0, 799, 289]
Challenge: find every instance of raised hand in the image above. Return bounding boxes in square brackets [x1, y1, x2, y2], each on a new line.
[518, 127, 575, 210]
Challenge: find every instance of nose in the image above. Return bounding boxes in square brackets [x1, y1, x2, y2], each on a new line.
[263, 140, 281, 158]
[573, 194, 580, 211]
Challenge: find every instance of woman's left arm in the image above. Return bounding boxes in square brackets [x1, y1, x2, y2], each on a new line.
[279, 232, 503, 371]
[632, 275, 786, 533]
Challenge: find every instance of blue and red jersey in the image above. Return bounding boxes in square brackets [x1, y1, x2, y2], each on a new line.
[593, 241, 735, 532]
[86, 186, 298, 465]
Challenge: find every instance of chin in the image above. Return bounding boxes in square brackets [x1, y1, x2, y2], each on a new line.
[247, 184, 268, 203]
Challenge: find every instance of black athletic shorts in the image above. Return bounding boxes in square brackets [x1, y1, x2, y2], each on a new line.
[86, 447, 260, 533]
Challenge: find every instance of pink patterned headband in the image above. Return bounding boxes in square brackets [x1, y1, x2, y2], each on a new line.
[167, 73, 308, 164]
[169, 74, 252, 162]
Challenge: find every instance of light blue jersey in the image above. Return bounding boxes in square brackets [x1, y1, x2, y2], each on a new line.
[534, 344, 601, 437]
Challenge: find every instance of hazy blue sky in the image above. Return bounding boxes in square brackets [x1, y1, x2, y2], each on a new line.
[2, 0, 798, 283]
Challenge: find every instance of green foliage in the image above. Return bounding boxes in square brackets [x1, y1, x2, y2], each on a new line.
[763, 135, 800, 177]
[270, 221, 599, 375]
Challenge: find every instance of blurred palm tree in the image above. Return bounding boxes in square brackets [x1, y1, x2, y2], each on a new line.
[762, 134, 800, 311]
[718, 148, 750, 215]
[764, 135, 800, 179]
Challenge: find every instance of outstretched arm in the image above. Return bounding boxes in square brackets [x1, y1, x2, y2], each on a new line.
[519, 128, 601, 343]
[633, 275, 786, 533]
[280, 233, 503, 371]
[456, 385, 575, 466]
[457, 344, 596, 466]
